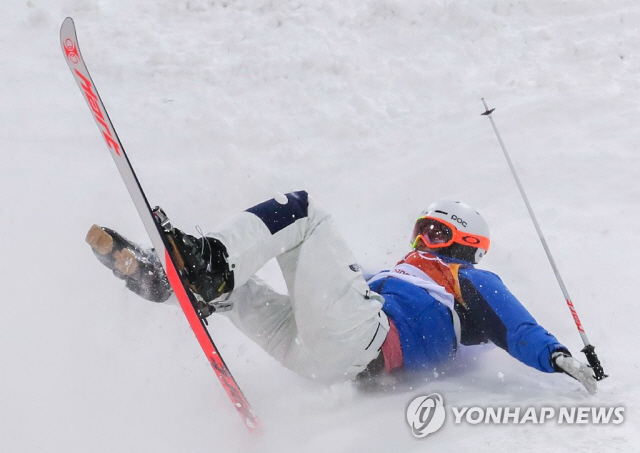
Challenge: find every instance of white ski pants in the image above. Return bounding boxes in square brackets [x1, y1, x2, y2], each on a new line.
[210, 192, 388, 382]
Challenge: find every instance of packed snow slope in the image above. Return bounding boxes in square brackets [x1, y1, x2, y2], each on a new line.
[2, 1, 639, 452]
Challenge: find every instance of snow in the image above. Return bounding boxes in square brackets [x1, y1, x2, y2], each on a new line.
[2, 0, 639, 451]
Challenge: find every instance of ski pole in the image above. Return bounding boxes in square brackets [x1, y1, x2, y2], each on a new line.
[480, 98, 607, 381]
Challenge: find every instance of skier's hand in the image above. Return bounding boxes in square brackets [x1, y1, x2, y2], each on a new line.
[552, 351, 597, 395]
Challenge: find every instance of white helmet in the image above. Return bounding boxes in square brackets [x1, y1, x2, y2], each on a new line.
[411, 200, 490, 264]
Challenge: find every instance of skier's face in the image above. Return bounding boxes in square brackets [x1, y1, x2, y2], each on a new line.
[413, 241, 438, 254]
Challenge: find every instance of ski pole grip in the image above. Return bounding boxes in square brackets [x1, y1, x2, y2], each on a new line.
[581, 344, 608, 381]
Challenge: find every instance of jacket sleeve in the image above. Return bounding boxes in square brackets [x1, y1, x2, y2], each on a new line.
[457, 267, 568, 373]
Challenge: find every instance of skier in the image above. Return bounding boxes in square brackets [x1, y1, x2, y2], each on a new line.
[86, 191, 597, 394]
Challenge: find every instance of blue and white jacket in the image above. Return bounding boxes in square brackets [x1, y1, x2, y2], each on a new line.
[368, 251, 567, 374]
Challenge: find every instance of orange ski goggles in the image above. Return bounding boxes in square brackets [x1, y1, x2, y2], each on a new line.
[412, 216, 490, 251]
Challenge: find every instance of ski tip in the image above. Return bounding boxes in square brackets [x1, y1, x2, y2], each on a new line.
[61, 16, 74, 30]
[60, 17, 76, 43]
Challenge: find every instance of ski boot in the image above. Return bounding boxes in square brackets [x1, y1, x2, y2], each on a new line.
[86, 217, 234, 316]
[86, 224, 173, 302]
[152, 207, 234, 316]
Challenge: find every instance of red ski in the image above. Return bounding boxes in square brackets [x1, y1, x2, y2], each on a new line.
[60, 17, 260, 433]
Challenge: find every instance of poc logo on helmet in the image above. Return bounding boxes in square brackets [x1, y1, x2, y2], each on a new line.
[450, 214, 467, 228]
[406, 393, 446, 438]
